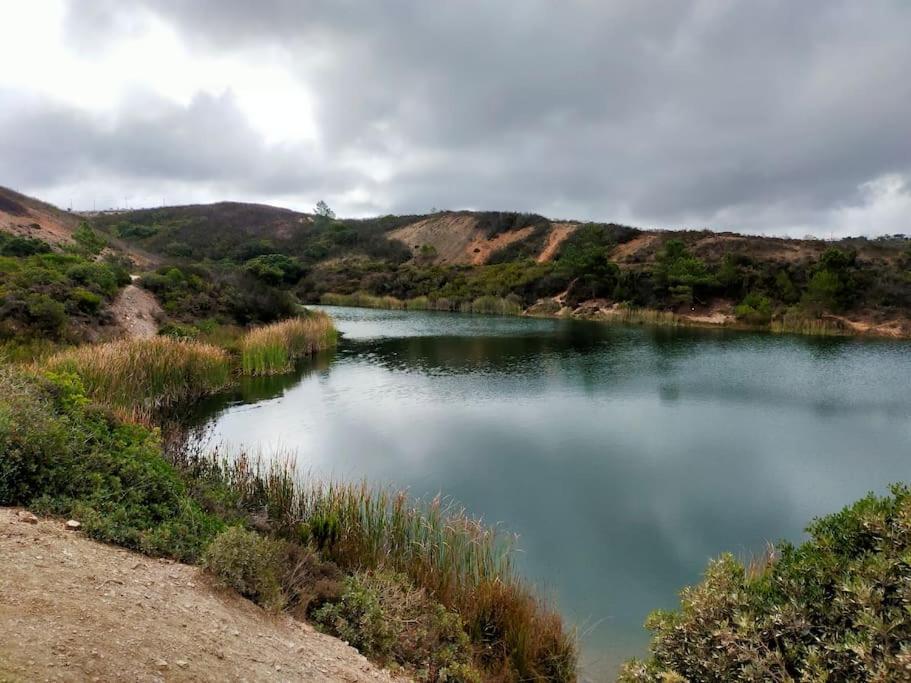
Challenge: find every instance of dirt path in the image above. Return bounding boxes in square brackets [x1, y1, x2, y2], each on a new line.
[0, 508, 402, 682]
[110, 283, 163, 340]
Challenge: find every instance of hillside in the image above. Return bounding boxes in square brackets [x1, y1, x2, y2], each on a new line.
[0, 508, 399, 683]
[4, 188, 910, 339]
[0, 186, 82, 247]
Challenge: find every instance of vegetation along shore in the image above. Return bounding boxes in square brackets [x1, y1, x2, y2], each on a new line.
[3, 184, 911, 680]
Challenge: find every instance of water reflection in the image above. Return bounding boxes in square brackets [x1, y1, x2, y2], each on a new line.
[192, 307, 911, 679]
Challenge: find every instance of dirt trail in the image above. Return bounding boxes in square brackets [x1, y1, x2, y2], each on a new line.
[0, 508, 402, 683]
[111, 283, 163, 339]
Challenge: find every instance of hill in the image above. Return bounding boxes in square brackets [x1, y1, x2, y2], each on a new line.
[0, 186, 82, 247]
[5, 189, 910, 339]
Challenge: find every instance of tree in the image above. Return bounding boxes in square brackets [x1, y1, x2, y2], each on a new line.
[653, 239, 717, 306]
[314, 200, 335, 220]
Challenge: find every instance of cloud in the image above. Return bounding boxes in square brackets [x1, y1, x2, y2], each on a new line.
[1, 1, 909, 235]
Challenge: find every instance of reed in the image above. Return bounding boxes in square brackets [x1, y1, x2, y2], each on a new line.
[240, 313, 337, 376]
[616, 306, 682, 327]
[177, 448, 576, 679]
[320, 292, 406, 309]
[770, 313, 847, 336]
[42, 337, 232, 418]
[459, 295, 524, 316]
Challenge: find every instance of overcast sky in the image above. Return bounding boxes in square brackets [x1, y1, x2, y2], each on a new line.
[1, 1, 909, 236]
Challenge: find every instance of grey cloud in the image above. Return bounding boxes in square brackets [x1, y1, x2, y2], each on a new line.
[0, 88, 366, 206]
[31, 2, 911, 233]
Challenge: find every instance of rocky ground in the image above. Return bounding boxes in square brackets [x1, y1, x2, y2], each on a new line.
[0, 508, 403, 682]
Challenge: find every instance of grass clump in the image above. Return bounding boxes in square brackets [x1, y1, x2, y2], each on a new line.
[770, 308, 849, 336]
[240, 311, 337, 375]
[616, 306, 682, 327]
[42, 337, 231, 418]
[621, 484, 911, 682]
[320, 291, 406, 309]
[459, 295, 523, 316]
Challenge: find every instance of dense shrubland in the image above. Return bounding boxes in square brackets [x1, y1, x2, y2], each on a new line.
[0, 229, 130, 345]
[621, 484, 911, 681]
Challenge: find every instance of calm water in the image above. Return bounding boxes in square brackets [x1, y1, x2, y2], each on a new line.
[191, 306, 911, 680]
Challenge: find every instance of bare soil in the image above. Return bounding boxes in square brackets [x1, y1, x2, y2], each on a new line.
[110, 283, 163, 340]
[0, 508, 402, 683]
[537, 223, 577, 263]
[0, 186, 81, 247]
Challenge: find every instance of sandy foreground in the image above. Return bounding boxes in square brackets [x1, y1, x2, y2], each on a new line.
[0, 508, 404, 682]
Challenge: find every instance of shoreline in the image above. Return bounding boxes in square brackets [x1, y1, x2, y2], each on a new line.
[316, 295, 911, 341]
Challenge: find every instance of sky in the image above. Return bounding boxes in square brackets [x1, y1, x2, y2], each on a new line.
[0, 1, 909, 237]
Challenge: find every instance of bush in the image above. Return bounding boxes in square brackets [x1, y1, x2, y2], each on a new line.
[203, 527, 286, 610]
[0, 368, 222, 561]
[734, 292, 772, 325]
[621, 484, 911, 682]
[313, 571, 479, 681]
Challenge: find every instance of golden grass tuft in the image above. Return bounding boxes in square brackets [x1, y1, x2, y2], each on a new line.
[42, 337, 232, 418]
[240, 312, 337, 376]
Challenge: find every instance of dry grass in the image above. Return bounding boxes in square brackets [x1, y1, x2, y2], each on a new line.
[240, 313, 337, 376]
[177, 449, 577, 680]
[42, 337, 231, 419]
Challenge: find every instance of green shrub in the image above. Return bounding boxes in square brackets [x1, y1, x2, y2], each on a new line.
[203, 526, 286, 610]
[0, 368, 222, 561]
[71, 222, 107, 255]
[313, 571, 479, 681]
[734, 292, 772, 325]
[69, 287, 102, 314]
[621, 484, 911, 682]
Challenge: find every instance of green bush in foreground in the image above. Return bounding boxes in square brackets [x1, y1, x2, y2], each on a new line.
[0, 368, 222, 561]
[621, 484, 911, 682]
[313, 571, 480, 682]
[203, 526, 286, 609]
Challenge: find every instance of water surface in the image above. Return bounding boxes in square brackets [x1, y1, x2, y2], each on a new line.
[191, 306, 911, 679]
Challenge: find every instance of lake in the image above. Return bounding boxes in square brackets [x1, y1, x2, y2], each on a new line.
[190, 306, 911, 680]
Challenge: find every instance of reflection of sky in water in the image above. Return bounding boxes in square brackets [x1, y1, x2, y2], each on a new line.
[195, 307, 911, 679]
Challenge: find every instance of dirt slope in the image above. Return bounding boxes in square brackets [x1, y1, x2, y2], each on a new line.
[110, 282, 164, 339]
[0, 508, 402, 683]
[388, 214, 481, 264]
[0, 186, 81, 247]
[537, 223, 577, 262]
[388, 213, 570, 266]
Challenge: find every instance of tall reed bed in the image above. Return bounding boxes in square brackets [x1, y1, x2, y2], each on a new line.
[42, 337, 231, 418]
[459, 295, 524, 316]
[240, 313, 337, 376]
[615, 306, 682, 327]
[770, 313, 847, 336]
[177, 449, 576, 680]
[321, 291, 525, 316]
[320, 292, 406, 309]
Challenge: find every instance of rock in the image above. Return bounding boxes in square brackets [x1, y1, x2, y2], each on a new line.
[17, 511, 38, 524]
[155, 659, 169, 671]
[176, 660, 189, 669]
[65, 520, 81, 531]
